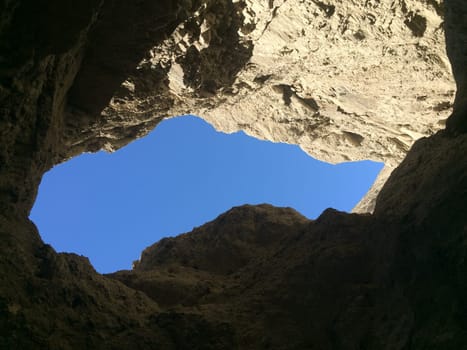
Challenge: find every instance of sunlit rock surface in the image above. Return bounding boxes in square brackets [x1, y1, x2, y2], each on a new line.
[99, 0, 455, 212]
[0, 0, 466, 348]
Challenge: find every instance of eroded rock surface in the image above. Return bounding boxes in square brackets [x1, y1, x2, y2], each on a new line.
[98, 0, 455, 211]
[0, 0, 466, 349]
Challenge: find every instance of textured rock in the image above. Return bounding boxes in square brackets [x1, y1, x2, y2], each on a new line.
[112, 152, 467, 349]
[97, 0, 455, 211]
[445, 0, 467, 133]
[0, 0, 466, 349]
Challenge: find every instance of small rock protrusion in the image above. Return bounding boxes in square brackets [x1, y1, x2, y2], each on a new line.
[353, 29, 366, 41]
[253, 74, 272, 84]
[433, 101, 452, 112]
[313, 0, 335, 17]
[273, 84, 294, 106]
[343, 131, 364, 146]
[404, 12, 427, 37]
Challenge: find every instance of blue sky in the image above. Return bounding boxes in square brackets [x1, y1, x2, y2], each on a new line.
[30, 115, 383, 273]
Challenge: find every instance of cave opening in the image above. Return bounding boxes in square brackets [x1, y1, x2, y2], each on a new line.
[29, 115, 383, 273]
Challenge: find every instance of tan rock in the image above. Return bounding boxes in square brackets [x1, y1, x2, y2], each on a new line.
[97, 0, 455, 212]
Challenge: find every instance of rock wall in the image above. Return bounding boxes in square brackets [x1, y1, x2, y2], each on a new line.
[99, 0, 455, 212]
[0, 0, 466, 349]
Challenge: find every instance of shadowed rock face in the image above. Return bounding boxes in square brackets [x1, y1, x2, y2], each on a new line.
[445, 0, 467, 133]
[0, 0, 466, 349]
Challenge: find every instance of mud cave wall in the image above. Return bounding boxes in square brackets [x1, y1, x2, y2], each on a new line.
[0, 0, 466, 349]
